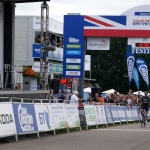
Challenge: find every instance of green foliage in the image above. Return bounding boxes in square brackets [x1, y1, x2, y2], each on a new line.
[85, 38, 150, 94]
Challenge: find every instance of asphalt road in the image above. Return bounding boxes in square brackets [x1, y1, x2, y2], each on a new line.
[1, 123, 150, 150]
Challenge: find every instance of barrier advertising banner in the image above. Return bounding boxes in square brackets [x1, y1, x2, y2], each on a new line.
[66, 104, 80, 127]
[0, 103, 16, 137]
[131, 106, 140, 121]
[51, 104, 68, 129]
[84, 105, 97, 126]
[125, 108, 133, 121]
[110, 105, 120, 122]
[136, 58, 149, 89]
[117, 106, 127, 122]
[12, 103, 38, 134]
[95, 105, 107, 125]
[34, 104, 54, 131]
[104, 106, 114, 124]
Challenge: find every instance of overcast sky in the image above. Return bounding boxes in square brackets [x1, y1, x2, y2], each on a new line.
[16, 0, 150, 23]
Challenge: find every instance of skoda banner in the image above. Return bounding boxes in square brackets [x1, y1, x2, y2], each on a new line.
[12, 103, 38, 134]
[0, 103, 16, 137]
[34, 104, 54, 131]
[126, 45, 135, 85]
[136, 58, 149, 89]
[132, 67, 139, 90]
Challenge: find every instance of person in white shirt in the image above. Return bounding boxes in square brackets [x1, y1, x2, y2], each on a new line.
[70, 91, 80, 104]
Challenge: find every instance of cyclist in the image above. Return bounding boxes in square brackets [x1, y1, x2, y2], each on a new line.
[139, 91, 150, 125]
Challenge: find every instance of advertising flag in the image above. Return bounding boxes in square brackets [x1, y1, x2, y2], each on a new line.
[132, 67, 139, 90]
[136, 58, 149, 89]
[126, 45, 135, 85]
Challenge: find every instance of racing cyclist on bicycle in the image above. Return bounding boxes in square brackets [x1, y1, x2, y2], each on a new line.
[140, 91, 150, 125]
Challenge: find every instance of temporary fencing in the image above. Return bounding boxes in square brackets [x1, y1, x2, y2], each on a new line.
[0, 98, 149, 142]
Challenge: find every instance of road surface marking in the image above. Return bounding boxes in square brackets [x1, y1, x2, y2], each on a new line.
[92, 129, 150, 132]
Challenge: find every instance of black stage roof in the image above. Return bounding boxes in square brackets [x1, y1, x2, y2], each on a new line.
[1, 0, 50, 3]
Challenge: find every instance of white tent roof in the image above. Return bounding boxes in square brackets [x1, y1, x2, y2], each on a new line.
[133, 91, 144, 96]
[102, 89, 117, 94]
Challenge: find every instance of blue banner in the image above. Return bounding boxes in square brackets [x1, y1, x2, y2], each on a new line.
[110, 105, 120, 122]
[136, 58, 149, 89]
[32, 44, 40, 58]
[116, 106, 127, 121]
[104, 106, 114, 124]
[32, 44, 63, 61]
[63, 16, 85, 78]
[13, 103, 38, 134]
[131, 106, 140, 121]
[125, 107, 133, 121]
[126, 45, 135, 85]
[132, 67, 139, 90]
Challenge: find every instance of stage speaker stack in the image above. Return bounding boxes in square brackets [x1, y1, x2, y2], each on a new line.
[50, 79, 60, 94]
[91, 87, 102, 97]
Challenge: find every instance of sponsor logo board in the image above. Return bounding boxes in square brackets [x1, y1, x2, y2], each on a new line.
[66, 65, 80, 70]
[66, 44, 81, 49]
[66, 58, 81, 63]
[66, 71, 81, 76]
[66, 50, 81, 55]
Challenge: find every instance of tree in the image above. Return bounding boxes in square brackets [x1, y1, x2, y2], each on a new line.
[85, 37, 150, 94]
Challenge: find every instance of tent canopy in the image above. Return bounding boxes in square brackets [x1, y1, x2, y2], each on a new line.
[133, 91, 144, 96]
[102, 89, 117, 94]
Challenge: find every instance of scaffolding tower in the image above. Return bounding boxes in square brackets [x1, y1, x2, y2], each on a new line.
[40, 1, 55, 90]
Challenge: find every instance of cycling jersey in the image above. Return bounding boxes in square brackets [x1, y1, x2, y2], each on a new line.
[142, 96, 150, 105]
[141, 96, 150, 111]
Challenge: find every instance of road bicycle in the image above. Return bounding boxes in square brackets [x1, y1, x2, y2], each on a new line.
[140, 109, 146, 128]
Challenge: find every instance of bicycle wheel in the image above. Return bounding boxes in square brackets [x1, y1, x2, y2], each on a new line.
[141, 115, 145, 127]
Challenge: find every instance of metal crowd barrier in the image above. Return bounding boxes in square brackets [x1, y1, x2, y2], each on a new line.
[0, 98, 145, 142]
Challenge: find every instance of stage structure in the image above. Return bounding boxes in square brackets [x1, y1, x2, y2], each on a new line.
[63, 5, 150, 97]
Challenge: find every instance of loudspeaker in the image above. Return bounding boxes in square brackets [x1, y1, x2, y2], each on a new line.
[91, 87, 102, 97]
[51, 79, 60, 94]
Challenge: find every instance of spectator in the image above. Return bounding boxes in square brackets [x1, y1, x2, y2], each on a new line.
[104, 94, 110, 103]
[98, 94, 104, 103]
[87, 94, 93, 102]
[128, 89, 133, 95]
[70, 91, 81, 104]
[93, 93, 99, 102]
[58, 90, 66, 103]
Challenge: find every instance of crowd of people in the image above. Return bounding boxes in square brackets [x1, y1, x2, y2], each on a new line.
[87, 89, 143, 108]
